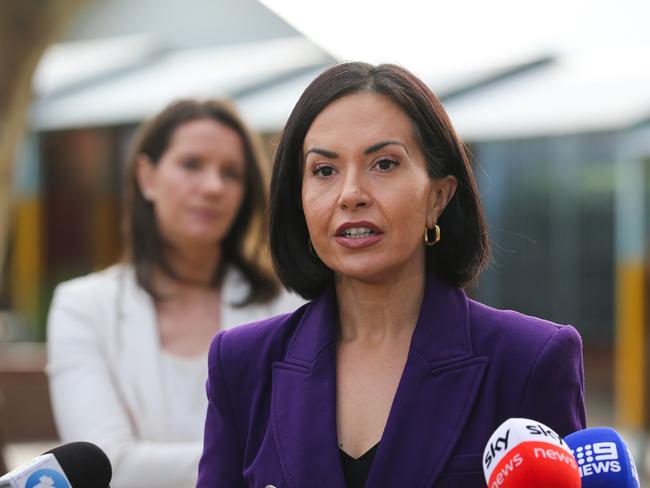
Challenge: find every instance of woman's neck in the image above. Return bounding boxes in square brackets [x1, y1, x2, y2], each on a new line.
[335, 267, 426, 344]
[157, 244, 222, 292]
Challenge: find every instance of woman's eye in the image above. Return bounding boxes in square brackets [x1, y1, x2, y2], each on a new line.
[223, 166, 243, 181]
[182, 158, 201, 170]
[313, 165, 335, 177]
[375, 158, 398, 171]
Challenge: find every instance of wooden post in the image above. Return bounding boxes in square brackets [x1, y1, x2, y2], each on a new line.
[0, 0, 87, 282]
[615, 156, 647, 428]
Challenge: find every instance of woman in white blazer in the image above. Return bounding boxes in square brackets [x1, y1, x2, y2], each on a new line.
[46, 100, 303, 488]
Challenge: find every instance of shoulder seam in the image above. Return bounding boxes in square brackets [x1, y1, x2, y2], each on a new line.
[516, 325, 563, 415]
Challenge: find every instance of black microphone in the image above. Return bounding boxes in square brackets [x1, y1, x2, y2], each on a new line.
[0, 441, 111, 488]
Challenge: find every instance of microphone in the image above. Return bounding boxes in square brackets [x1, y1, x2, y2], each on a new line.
[0, 441, 111, 488]
[482, 418, 580, 487]
[565, 427, 641, 487]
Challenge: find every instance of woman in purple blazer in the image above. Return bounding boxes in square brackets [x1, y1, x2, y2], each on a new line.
[198, 63, 586, 488]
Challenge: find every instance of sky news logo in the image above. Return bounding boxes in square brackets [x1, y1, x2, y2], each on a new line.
[484, 423, 565, 469]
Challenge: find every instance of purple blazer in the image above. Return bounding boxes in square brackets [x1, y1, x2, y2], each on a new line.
[198, 275, 586, 487]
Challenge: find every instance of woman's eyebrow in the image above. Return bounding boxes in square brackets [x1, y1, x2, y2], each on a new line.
[304, 147, 338, 159]
[364, 140, 410, 156]
[304, 140, 409, 161]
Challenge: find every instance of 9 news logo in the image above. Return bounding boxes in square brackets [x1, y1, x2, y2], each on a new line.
[571, 441, 621, 477]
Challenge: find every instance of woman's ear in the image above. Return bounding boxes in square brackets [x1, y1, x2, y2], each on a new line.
[135, 155, 156, 202]
[426, 175, 457, 227]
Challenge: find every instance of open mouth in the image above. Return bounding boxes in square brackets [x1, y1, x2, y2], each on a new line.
[341, 227, 376, 238]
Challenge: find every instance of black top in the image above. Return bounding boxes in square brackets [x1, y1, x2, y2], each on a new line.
[339, 443, 379, 488]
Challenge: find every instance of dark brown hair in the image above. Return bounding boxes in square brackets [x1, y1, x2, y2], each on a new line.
[123, 99, 278, 305]
[269, 62, 490, 299]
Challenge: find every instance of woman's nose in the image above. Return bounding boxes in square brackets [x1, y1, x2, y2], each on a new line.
[337, 170, 371, 210]
[202, 169, 225, 194]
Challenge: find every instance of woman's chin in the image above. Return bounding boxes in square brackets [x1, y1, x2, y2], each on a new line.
[169, 231, 223, 251]
[332, 263, 403, 284]
[187, 225, 227, 242]
[329, 252, 426, 285]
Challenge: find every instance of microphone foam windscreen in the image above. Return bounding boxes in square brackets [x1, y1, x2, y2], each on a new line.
[44, 441, 112, 488]
[482, 418, 580, 488]
[564, 427, 640, 487]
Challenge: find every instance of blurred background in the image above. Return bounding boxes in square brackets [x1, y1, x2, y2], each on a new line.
[0, 0, 648, 480]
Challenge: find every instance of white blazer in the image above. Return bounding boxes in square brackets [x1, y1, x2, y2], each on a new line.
[46, 264, 304, 488]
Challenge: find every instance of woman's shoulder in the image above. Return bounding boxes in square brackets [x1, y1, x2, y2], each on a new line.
[48, 265, 136, 333]
[223, 265, 305, 310]
[466, 298, 582, 359]
[208, 302, 311, 374]
[52, 264, 130, 302]
[466, 298, 586, 432]
[220, 266, 306, 330]
[47, 265, 137, 345]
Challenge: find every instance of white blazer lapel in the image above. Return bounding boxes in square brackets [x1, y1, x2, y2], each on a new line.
[115, 267, 171, 440]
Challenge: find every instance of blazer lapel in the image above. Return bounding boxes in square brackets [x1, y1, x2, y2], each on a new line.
[116, 266, 170, 440]
[271, 288, 346, 487]
[366, 275, 489, 488]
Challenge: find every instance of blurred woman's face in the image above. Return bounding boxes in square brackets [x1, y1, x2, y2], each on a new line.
[301, 93, 456, 283]
[137, 118, 246, 252]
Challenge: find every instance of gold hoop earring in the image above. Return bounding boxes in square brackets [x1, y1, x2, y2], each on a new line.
[424, 225, 440, 246]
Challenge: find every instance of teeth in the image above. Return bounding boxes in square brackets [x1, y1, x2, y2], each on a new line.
[342, 227, 375, 238]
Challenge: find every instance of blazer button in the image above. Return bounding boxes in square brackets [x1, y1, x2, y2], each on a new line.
[264, 485, 276, 488]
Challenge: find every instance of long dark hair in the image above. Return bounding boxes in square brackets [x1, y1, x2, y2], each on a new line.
[270, 62, 490, 299]
[123, 99, 278, 305]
